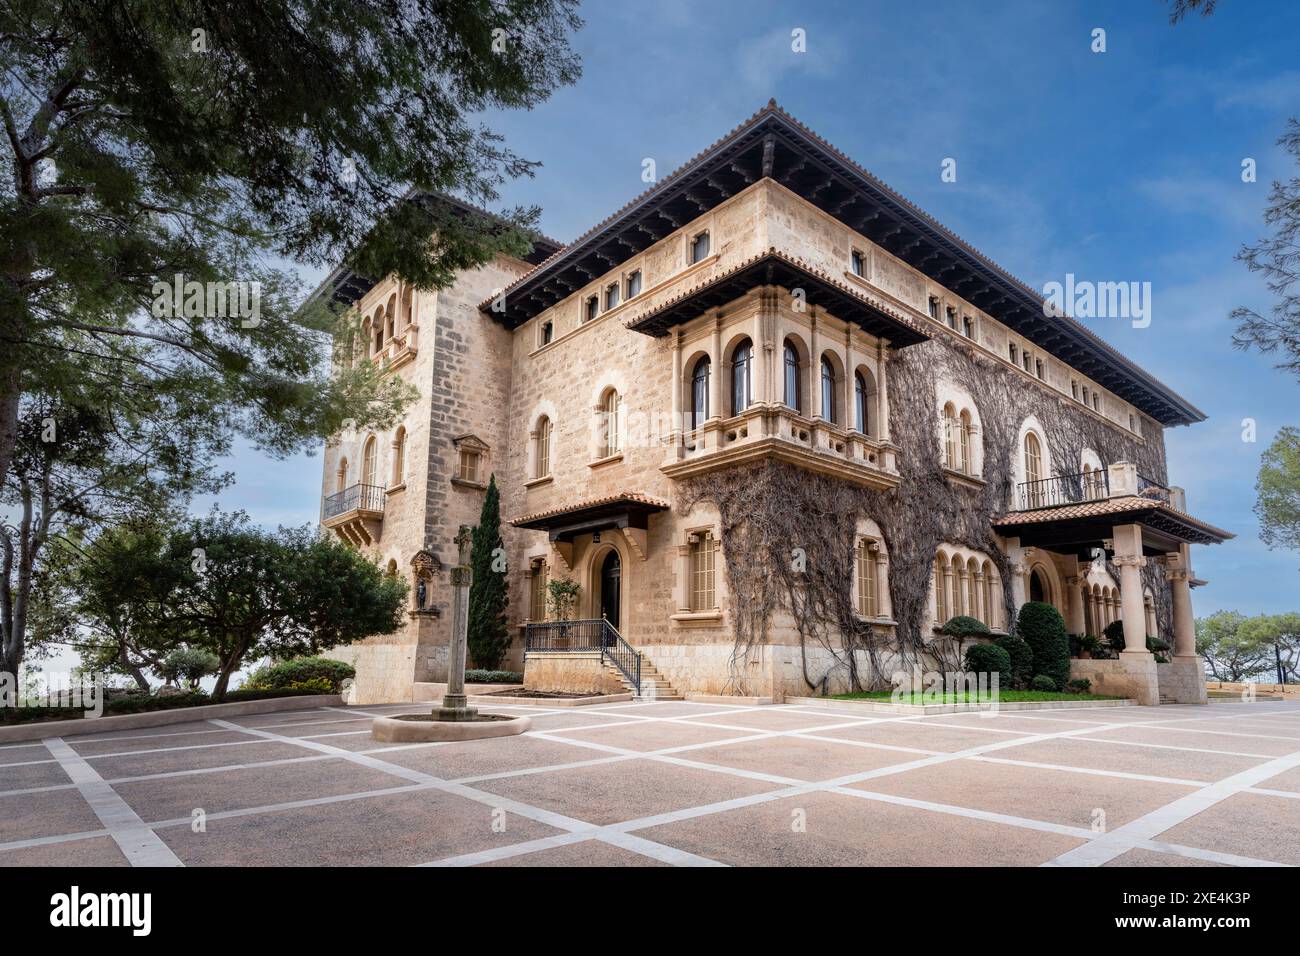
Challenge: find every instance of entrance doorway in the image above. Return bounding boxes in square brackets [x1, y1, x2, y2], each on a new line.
[599, 549, 622, 636]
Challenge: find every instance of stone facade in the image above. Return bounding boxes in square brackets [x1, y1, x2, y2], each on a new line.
[317, 108, 1224, 705]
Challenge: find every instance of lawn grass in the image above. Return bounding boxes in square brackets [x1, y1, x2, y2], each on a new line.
[829, 690, 1123, 703]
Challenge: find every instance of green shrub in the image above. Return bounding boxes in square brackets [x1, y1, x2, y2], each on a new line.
[941, 615, 992, 639]
[1015, 601, 1072, 690]
[964, 643, 1012, 683]
[1066, 678, 1092, 694]
[1146, 636, 1170, 653]
[1103, 620, 1126, 652]
[994, 633, 1034, 689]
[244, 656, 355, 692]
[1031, 674, 1058, 692]
[464, 669, 523, 684]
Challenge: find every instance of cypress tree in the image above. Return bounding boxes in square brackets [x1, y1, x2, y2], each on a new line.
[467, 475, 510, 669]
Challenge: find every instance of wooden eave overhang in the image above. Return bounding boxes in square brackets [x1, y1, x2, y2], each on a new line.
[993, 496, 1233, 553]
[307, 191, 561, 310]
[511, 492, 670, 542]
[479, 101, 1204, 426]
[623, 248, 929, 347]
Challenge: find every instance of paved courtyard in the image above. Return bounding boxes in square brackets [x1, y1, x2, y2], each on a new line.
[3, 699, 1300, 867]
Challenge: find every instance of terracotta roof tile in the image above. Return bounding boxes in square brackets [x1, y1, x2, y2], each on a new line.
[511, 492, 670, 527]
[993, 495, 1233, 541]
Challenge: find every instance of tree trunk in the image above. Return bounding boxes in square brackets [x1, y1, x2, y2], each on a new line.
[117, 641, 151, 692]
[0, 359, 19, 491]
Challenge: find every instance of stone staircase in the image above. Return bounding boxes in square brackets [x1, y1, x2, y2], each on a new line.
[601, 656, 683, 701]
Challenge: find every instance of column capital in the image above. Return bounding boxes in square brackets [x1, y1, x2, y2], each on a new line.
[1166, 568, 1190, 583]
[1113, 555, 1146, 569]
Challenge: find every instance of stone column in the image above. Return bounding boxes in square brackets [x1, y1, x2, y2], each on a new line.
[670, 330, 683, 441]
[1112, 523, 1150, 656]
[876, 343, 892, 442]
[1166, 552, 1196, 658]
[809, 312, 822, 420]
[1065, 574, 1086, 635]
[708, 316, 722, 420]
[752, 292, 770, 405]
[439, 525, 477, 719]
[843, 328, 856, 431]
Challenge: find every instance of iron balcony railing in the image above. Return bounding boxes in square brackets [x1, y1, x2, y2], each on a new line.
[524, 618, 642, 695]
[322, 482, 385, 522]
[1016, 470, 1109, 511]
[1137, 473, 1172, 505]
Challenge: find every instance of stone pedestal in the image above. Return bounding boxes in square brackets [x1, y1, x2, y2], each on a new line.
[1160, 656, 1209, 704]
[1070, 655, 1159, 706]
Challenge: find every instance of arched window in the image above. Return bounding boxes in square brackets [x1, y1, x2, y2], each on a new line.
[1029, 566, 1049, 604]
[401, 286, 414, 330]
[373, 307, 385, 352]
[336, 458, 348, 493]
[943, 403, 959, 470]
[783, 341, 801, 413]
[854, 371, 869, 435]
[535, 416, 552, 478]
[391, 427, 406, 485]
[730, 339, 752, 416]
[959, 410, 972, 473]
[361, 437, 377, 487]
[951, 554, 964, 616]
[934, 555, 949, 623]
[1144, 588, 1157, 637]
[960, 557, 976, 621]
[600, 389, 622, 458]
[857, 538, 879, 618]
[820, 356, 837, 423]
[983, 560, 999, 629]
[1024, 432, 1043, 505]
[690, 356, 710, 430]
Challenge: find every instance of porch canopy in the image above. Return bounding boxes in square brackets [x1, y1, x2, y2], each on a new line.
[511, 492, 670, 567]
[993, 488, 1231, 661]
[992, 494, 1232, 558]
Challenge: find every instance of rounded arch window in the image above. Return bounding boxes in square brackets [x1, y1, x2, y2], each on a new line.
[730, 338, 753, 416]
[1029, 566, 1050, 604]
[783, 340, 801, 413]
[600, 388, 622, 458]
[854, 371, 871, 435]
[690, 356, 710, 430]
[361, 436, 378, 487]
[391, 427, 406, 485]
[942, 403, 959, 470]
[820, 355, 837, 423]
[1024, 432, 1043, 484]
[535, 416, 553, 478]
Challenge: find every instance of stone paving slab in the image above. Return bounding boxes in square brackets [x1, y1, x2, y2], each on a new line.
[633, 790, 1084, 867]
[3, 701, 1298, 867]
[155, 787, 563, 866]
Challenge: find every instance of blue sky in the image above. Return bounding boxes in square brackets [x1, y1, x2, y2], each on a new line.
[206, 0, 1298, 621]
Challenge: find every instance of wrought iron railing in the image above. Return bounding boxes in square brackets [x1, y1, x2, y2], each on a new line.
[523, 618, 607, 652]
[524, 618, 642, 695]
[322, 482, 385, 521]
[1016, 470, 1109, 511]
[601, 622, 643, 696]
[1136, 473, 1171, 505]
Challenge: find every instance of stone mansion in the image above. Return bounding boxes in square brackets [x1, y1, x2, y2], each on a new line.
[314, 102, 1230, 706]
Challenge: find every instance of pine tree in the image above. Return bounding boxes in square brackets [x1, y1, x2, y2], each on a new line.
[467, 475, 510, 670]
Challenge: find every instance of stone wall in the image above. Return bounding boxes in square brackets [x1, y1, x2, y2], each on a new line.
[1070, 655, 1160, 706]
[523, 652, 623, 695]
[1159, 656, 1209, 704]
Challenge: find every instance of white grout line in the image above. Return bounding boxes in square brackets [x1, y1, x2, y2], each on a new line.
[42, 737, 182, 867]
[1044, 739, 1300, 867]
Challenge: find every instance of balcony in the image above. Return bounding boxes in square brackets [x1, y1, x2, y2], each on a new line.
[662, 404, 900, 490]
[322, 482, 385, 546]
[1016, 470, 1111, 511]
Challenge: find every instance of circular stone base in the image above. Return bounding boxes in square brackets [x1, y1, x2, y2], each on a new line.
[370, 713, 531, 743]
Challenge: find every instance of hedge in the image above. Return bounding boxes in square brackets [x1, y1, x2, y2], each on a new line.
[464, 669, 523, 684]
[940, 615, 992, 639]
[0, 686, 335, 725]
[1015, 601, 1072, 690]
[243, 656, 356, 692]
[964, 643, 1012, 684]
[994, 633, 1034, 689]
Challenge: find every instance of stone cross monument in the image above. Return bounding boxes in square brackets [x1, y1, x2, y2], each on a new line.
[437, 524, 478, 721]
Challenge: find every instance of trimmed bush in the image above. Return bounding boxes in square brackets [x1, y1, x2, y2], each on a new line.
[243, 656, 355, 692]
[1066, 678, 1092, 694]
[994, 633, 1034, 689]
[464, 669, 523, 684]
[1031, 674, 1058, 692]
[1102, 620, 1126, 652]
[964, 643, 1012, 683]
[1015, 601, 1072, 691]
[941, 615, 992, 639]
